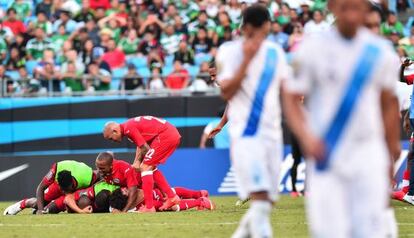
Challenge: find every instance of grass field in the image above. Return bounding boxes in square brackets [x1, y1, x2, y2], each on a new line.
[0, 196, 413, 238]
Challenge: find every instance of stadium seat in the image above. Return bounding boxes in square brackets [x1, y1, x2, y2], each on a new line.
[5, 70, 19, 80]
[162, 66, 174, 77]
[137, 67, 151, 79]
[186, 65, 200, 77]
[25, 60, 38, 76]
[404, 16, 414, 37]
[165, 55, 175, 67]
[111, 67, 128, 90]
[128, 56, 147, 69]
[194, 53, 212, 66]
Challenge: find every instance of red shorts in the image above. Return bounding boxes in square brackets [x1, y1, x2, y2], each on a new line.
[143, 129, 181, 166]
[44, 182, 63, 202]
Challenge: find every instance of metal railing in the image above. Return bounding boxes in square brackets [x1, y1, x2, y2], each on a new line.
[0, 73, 219, 98]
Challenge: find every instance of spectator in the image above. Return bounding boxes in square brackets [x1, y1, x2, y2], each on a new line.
[51, 24, 69, 53]
[0, 22, 14, 44]
[61, 0, 81, 16]
[173, 15, 188, 37]
[299, 1, 312, 24]
[160, 24, 182, 55]
[188, 11, 216, 37]
[1, 65, 14, 94]
[215, 26, 233, 46]
[165, 60, 189, 89]
[26, 27, 53, 61]
[288, 23, 304, 52]
[402, 36, 414, 59]
[268, 21, 289, 51]
[10, 0, 31, 20]
[9, 33, 26, 58]
[189, 61, 210, 93]
[74, 1, 95, 23]
[213, 12, 236, 45]
[118, 29, 140, 56]
[164, 3, 179, 25]
[147, 49, 164, 71]
[147, 0, 165, 20]
[18, 66, 38, 94]
[91, 47, 111, 73]
[56, 40, 73, 64]
[52, 10, 78, 34]
[35, 60, 61, 92]
[98, 14, 124, 43]
[35, 0, 52, 18]
[77, 39, 94, 67]
[70, 27, 90, 53]
[94, 7, 107, 21]
[123, 64, 144, 90]
[89, 0, 111, 10]
[61, 50, 85, 75]
[276, 3, 291, 28]
[284, 8, 302, 35]
[148, 67, 165, 90]
[0, 37, 6, 64]
[86, 62, 111, 91]
[85, 19, 100, 46]
[102, 39, 126, 70]
[5, 47, 25, 71]
[225, 0, 242, 25]
[389, 30, 402, 50]
[174, 41, 194, 65]
[191, 27, 213, 55]
[30, 11, 53, 36]
[3, 8, 26, 35]
[99, 28, 114, 49]
[303, 10, 330, 35]
[381, 11, 404, 36]
[138, 32, 163, 56]
[138, 13, 165, 39]
[205, 0, 220, 18]
[177, 0, 199, 24]
[62, 61, 83, 92]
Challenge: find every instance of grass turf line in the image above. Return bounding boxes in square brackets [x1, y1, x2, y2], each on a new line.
[0, 196, 413, 238]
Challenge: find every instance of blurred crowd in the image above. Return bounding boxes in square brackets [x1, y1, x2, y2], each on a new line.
[0, 0, 413, 95]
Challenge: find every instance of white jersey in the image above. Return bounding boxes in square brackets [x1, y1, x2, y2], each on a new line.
[216, 39, 289, 141]
[286, 28, 399, 171]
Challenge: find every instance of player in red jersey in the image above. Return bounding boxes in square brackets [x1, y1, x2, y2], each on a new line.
[4, 160, 99, 215]
[95, 151, 139, 212]
[103, 116, 181, 213]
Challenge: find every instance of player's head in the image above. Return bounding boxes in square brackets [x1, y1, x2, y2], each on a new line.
[208, 59, 216, 81]
[108, 188, 128, 211]
[94, 190, 111, 213]
[57, 170, 76, 193]
[329, 0, 369, 38]
[103, 121, 122, 142]
[241, 4, 271, 38]
[95, 151, 114, 177]
[365, 6, 382, 35]
[77, 196, 92, 209]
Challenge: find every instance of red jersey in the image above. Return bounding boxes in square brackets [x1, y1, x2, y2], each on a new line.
[102, 49, 126, 70]
[120, 116, 180, 147]
[3, 20, 26, 35]
[104, 159, 138, 188]
[74, 187, 95, 201]
[165, 70, 189, 89]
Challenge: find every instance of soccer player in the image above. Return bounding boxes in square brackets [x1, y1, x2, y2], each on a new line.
[103, 116, 181, 212]
[64, 181, 121, 214]
[283, 0, 401, 237]
[4, 160, 99, 215]
[95, 151, 139, 212]
[216, 4, 288, 238]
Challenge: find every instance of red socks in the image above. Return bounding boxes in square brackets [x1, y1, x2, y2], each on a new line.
[178, 199, 201, 211]
[141, 171, 154, 209]
[19, 199, 27, 209]
[174, 187, 202, 199]
[153, 169, 175, 198]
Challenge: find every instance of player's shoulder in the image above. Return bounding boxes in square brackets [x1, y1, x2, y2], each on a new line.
[217, 39, 242, 55]
[361, 29, 395, 53]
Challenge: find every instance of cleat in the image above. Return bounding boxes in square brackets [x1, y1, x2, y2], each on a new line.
[403, 194, 414, 205]
[3, 201, 23, 215]
[159, 195, 181, 211]
[137, 206, 156, 213]
[198, 197, 215, 210]
[200, 190, 209, 198]
[235, 197, 250, 207]
[290, 191, 300, 198]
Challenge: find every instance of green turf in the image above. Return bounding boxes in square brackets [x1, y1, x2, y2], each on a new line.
[0, 196, 413, 238]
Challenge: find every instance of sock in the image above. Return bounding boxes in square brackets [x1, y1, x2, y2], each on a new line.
[178, 199, 201, 211]
[153, 169, 175, 198]
[403, 169, 410, 193]
[248, 201, 273, 238]
[408, 158, 414, 195]
[174, 187, 202, 199]
[232, 208, 253, 238]
[19, 199, 27, 209]
[141, 171, 154, 209]
[290, 162, 299, 192]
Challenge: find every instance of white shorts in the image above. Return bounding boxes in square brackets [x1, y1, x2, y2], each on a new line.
[230, 137, 282, 201]
[306, 142, 391, 238]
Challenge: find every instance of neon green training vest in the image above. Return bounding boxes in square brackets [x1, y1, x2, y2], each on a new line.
[56, 160, 93, 189]
[94, 182, 120, 196]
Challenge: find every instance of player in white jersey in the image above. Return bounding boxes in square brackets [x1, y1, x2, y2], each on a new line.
[283, 0, 401, 237]
[216, 4, 289, 238]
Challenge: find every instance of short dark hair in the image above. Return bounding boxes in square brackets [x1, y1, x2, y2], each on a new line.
[96, 151, 114, 163]
[7, 8, 17, 15]
[94, 190, 111, 213]
[209, 58, 215, 69]
[57, 170, 73, 192]
[242, 4, 270, 28]
[77, 196, 92, 209]
[109, 188, 128, 211]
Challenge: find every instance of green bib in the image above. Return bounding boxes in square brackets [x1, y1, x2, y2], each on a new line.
[56, 160, 93, 189]
[94, 182, 120, 195]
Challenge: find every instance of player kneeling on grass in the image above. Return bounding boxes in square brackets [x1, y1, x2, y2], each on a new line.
[64, 181, 121, 214]
[4, 160, 99, 215]
[109, 187, 214, 212]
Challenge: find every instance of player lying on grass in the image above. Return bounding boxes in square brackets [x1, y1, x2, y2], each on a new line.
[4, 160, 100, 215]
[109, 187, 214, 212]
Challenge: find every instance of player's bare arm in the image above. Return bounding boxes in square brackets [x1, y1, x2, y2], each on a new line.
[122, 186, 138, 212]
[282, 84, 325, 160]
[64, 194, 92, 214]
[381, 89, 401, 161]
[403, 110, 411, 135]
[35, 180, 48, 215]
[208, 106, 228, 139]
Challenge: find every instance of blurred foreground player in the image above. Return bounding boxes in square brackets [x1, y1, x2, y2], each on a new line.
[4, 160, 99, 215]
[283, 0, 400, 237]
[216, 4, 289, 237]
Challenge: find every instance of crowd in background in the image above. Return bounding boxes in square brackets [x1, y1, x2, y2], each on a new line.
[0, 0, 413, 96]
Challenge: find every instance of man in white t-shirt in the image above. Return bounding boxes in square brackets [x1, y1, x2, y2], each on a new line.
[216, 4, 289, 238]
[283, 0, 401, 237]
[303, 9, 330, 35]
